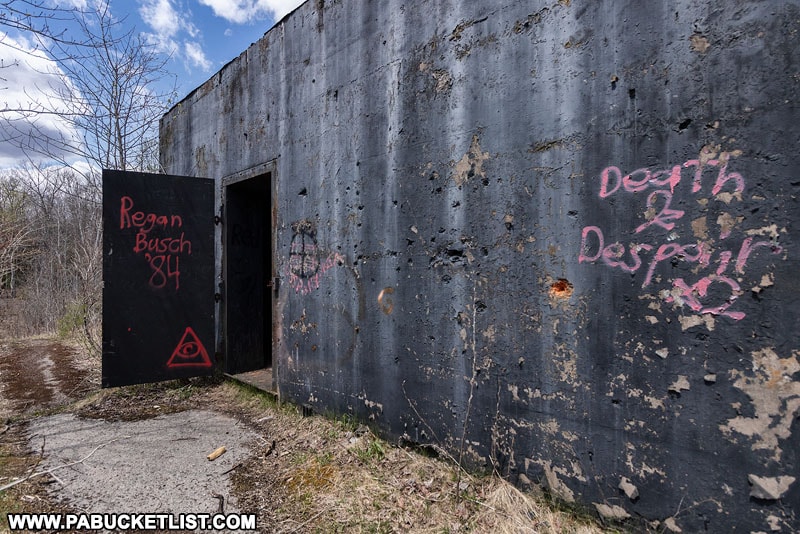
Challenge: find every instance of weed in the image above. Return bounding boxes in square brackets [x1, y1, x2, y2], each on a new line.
[173, 384, 195, 400]
[331, 412, 358, 432]
[286, 457, 336, 494]
[357, 438, 385, 463]
[56, 302, 87, 339]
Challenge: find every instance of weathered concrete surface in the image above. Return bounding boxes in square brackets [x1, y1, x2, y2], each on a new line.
[28, 411, 256, 523]
[161, 0, 800, 530]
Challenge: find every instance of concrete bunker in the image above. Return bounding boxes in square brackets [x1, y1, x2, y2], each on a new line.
[101, 0, 800, 531]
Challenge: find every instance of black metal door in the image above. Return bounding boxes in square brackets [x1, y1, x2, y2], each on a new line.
[102, 170, 215, 387]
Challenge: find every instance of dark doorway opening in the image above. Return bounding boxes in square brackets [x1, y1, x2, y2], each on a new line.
[224, 172, 273, 391]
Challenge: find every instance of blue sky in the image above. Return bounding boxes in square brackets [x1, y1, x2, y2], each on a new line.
[134, 0, 306, 96]
[0, 0, 305, 167]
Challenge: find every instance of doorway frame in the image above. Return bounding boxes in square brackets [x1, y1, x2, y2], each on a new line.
[220, 160, 277, 392]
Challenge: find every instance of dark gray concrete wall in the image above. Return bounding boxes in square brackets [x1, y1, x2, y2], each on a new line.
[160, 0, 800, 530]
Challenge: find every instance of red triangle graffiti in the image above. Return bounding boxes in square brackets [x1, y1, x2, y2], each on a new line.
[166, 327, 212, 368]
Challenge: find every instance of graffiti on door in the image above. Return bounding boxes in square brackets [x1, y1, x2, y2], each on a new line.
[119, 195, 193, 291]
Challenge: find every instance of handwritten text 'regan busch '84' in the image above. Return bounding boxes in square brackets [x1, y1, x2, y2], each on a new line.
[119, 196, 190, 291]
[579, 155, 782, 320]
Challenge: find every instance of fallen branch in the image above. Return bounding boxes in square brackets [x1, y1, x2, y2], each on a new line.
[0, 436, 127, 492]
[222, 463, 242, 475]
[211, 492, 224, 514]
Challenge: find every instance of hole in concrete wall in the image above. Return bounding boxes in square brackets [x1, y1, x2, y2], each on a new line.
[628, 88, 636, 99]
[299, 187, 307, 196]
[549, 278, 574, 299]
[678, 118, 692, 131]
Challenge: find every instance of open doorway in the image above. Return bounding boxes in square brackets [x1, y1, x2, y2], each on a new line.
[223, 171, 274, 391]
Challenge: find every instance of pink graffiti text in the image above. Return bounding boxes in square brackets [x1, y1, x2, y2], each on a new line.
[599, 159, 745, 199]
[579, 158, 782, 320]
[288, 252, 344, 295]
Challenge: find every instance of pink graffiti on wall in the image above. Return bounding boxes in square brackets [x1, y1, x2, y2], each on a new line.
[579, 155, 782, 320]
[287, 219, 344, 295]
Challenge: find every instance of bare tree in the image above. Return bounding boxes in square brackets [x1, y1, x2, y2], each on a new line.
[0, 173, 36, 297]
[0, 0, 100, 87]
[0, 1, 176, 345]
[0, 0, 175, 178]
[0, 0, 97, 47]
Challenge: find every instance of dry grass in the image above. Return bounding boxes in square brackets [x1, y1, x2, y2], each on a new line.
[0, 338, 624, 534]
[218, 381, 620, 534]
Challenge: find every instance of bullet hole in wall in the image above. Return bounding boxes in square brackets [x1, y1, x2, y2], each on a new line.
[549, 278, 574, 299]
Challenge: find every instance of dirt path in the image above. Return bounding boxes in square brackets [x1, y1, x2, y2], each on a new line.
[0, 338, 95, 419]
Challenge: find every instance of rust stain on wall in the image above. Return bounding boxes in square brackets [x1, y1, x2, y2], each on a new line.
[377, 287, 395, 315]
[549, 278, 574, 300]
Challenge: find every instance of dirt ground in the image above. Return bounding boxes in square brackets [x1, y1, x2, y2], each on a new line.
[0, 333, 624, 533]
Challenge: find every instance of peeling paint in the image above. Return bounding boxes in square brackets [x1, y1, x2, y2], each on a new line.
[431, 69, 453, 93]
[746, 224, 783, 240]
[677, 314, 716, 332]
[669, 375, 691, 393]
[626, 443, 666, 478]
[751, 273, 774, 294]
[717, 212, 743, 239]
[593, 502, 630, 519]
[645, 395, 665, 410]
[721, 348, 800, 462]
[748, 474, 796, 500]
[542, 462, 576, 503]
[691, 216, 709, 240]
[451, 135, 490, 187]
[663, 517, 683, 533]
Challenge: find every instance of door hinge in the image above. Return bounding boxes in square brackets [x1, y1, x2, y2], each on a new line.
[267, 277, 280, 292]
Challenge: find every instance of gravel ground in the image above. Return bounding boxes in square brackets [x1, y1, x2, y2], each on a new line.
[27, 410, 258, 519]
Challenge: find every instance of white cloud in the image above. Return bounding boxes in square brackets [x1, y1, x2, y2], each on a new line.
[0, 33, 83, 168]
[262, 0, 306, 20]
[139, 0, 181, 39]
[184, 41, 212, 71]
[142, 32, 179, 58]
[139, 0, 212, 73]
[198, 0, 305, 24]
